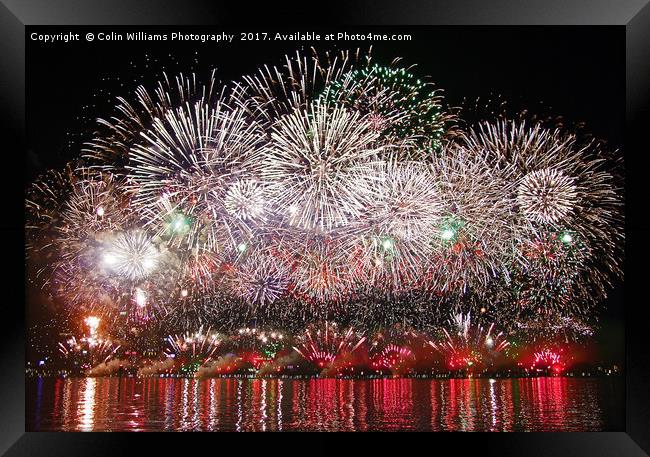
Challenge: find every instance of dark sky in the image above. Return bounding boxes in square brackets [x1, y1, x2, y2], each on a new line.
[26, 26, 625, 363]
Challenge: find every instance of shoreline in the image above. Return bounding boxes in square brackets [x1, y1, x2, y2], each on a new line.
[25, 373, 623, 380]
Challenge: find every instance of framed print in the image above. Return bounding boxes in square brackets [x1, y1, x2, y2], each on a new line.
[2, 1, 649, 455]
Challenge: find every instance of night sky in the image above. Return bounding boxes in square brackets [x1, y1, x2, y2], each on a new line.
[26, 26, 625, 364]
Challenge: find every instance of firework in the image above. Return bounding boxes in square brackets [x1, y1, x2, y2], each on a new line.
[229, 252, 291, 308]
[58, 317, 121, 372]
[293, 321, 366, 369]
[267, 233, 357, 308]
[220, 327, 286, 369]
[459, 120, 623, 319]
[516, 168, 578, 224]
[370, 344, 414, 371]
[321, 61, 450, 154]
[164, 326, 223, 372]
[26, 167, 164, 325]
[429, 313, 509, 370]
[26, 167, 133, 272]
[101, 230, 159, 280]
[232, 49, 360, 127]
[87, 72, 267, 254]
[223, 178, 272, 222]
[128, 104, 266, 253]
[529, 348, 566, 374]
[462, 119, 623, 281]
[26, 52, 623, 344]
[367, 327, 417, 373]
[343, 160, 442, 293]
[262, 101, 385, 231]
[256, 330, 288, 359]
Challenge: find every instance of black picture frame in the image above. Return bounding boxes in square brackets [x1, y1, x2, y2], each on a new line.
[3, 1, 649, 455]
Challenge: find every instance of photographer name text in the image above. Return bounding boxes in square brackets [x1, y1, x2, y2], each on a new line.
[30, 31, 412, 44]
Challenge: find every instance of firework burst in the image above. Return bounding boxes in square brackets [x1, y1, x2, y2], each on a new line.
[230, 252, 291, 308]
[528, 348, 567, 374]
[164, 326, 223, 368]
[517, 168, 578, 224]
[321, 61, 451, 154]
[293, 321, 366, 369]
[262, 101, 386, 231]
[368, 326, 417, 372]
[101, 230, 159, 280]
[429, 312, 509, 370]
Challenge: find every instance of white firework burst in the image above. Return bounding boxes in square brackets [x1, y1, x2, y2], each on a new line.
[223, 178, 271, 222]
[517, 167, 578, 224]
[128, 102, 266, 252]
[102, 231, 159, 280]
[262, 101, 386, 232]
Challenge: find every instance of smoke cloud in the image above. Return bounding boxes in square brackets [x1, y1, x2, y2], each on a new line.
[86, 358, 131, 376]
[196, 353, 246, 378]
[257, 350, 303, 376]
[137, 358, 175, 376]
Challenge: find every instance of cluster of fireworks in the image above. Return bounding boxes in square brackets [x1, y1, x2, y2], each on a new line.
[428, 312, 510, 370]
[27, 49, 623, 350]
[57, 316, 121, 371]
[54, 315, 579, 378]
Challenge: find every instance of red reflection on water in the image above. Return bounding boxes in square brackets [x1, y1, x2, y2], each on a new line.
[27, 377, 616, 431]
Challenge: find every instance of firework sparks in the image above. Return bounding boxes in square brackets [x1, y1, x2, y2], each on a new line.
[26, 52, 623, 344]
[164, 326, 223, 371]
[293, 321, 366, 370]
[517, 168, 578, 224]
[429, 313, 509, 370]
[262, 101, 385, 231]
[529, 348, 566, 374]
[102, 231, 159, 280]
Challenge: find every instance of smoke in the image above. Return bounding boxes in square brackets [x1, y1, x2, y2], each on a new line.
[137, 358, 175, 376]
[86, 358, 131, 376]
[196, 353, 246, 378]
[257, 350, 303, 376]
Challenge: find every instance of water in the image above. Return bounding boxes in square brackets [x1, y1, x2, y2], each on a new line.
[26, 376, 624, 431]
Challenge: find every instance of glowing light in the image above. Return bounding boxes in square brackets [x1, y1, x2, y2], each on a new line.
[135, 288, 147, 307]
[441, 229, 455, 240]
[561, 233, 573, 244]
[103, 231, 159, 280]
[84, 316, 100, 337]
[103, 253, 117, 266]
[381, 237, 394, 250]
[168, 213, 191, 234]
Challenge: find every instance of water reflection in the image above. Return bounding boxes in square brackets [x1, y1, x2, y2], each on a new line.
[78, 377, 96, 431]
[26, 377, 623, 432]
